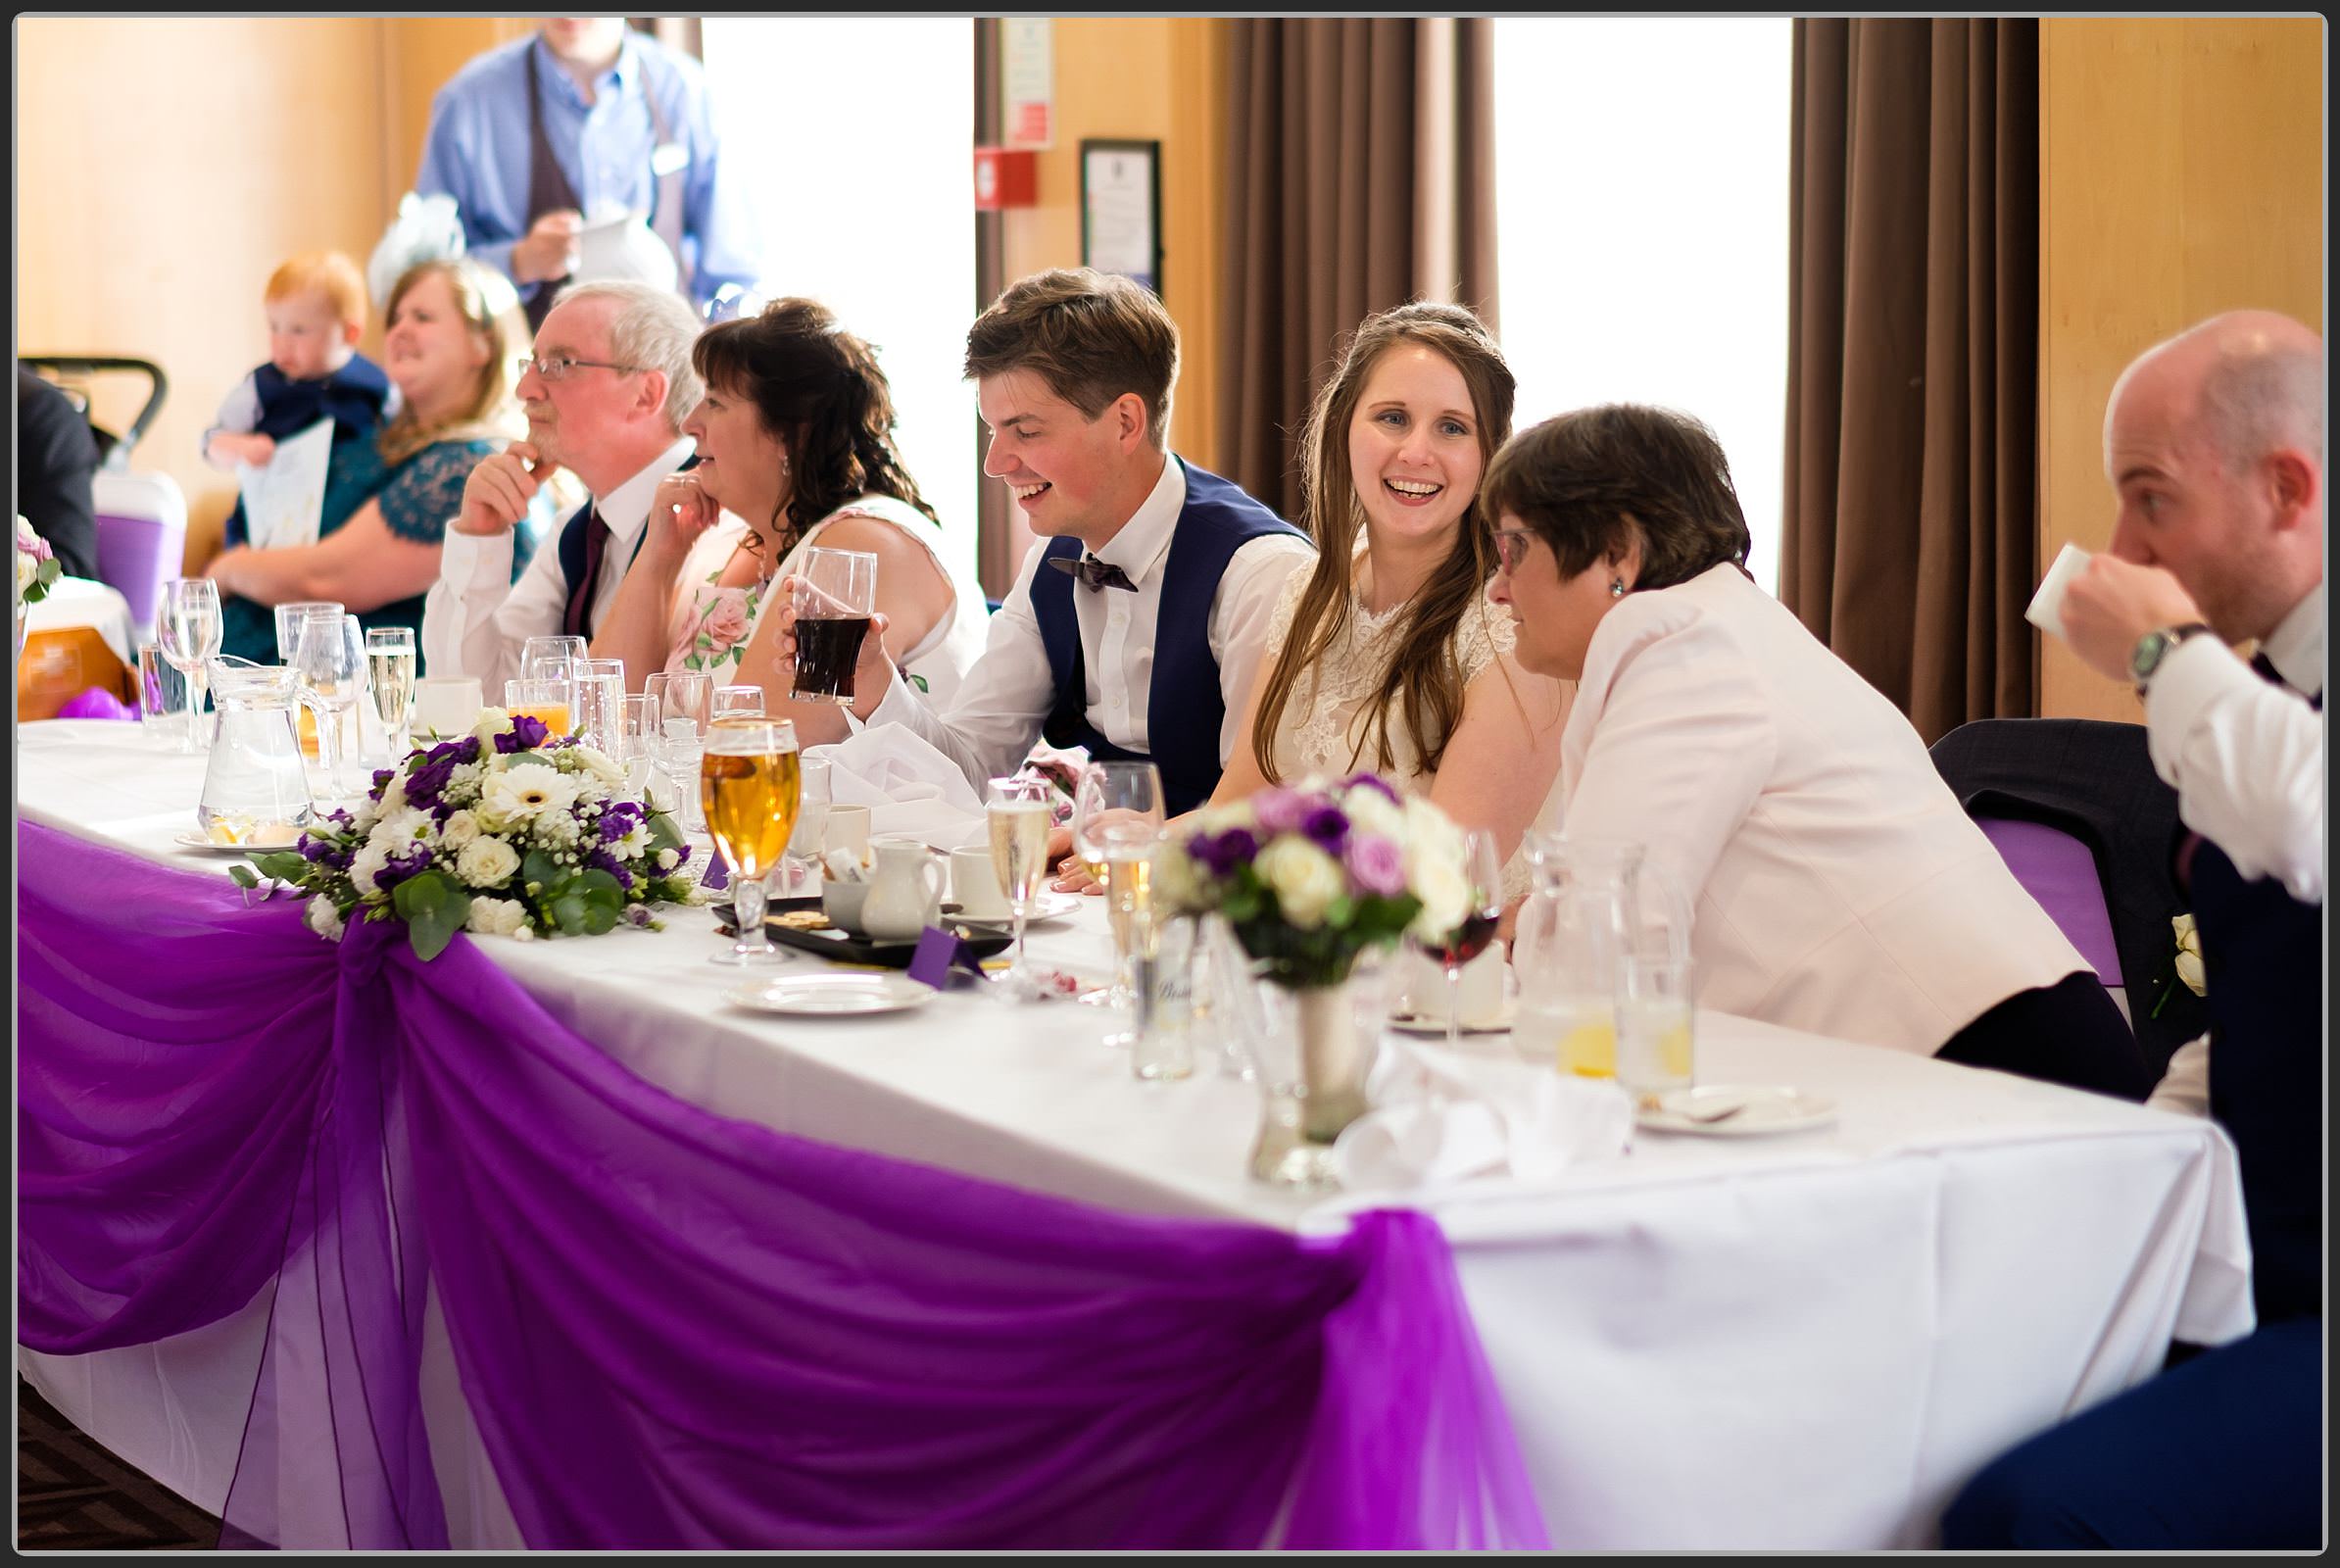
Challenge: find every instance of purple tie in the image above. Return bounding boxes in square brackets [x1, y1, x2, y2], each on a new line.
[561, 509, 609, 640]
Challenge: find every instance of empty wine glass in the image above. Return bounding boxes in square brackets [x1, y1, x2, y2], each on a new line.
[644, 669, 714, 832]
[520, 633, 588, 685]
[1409, 828, 1506, 1052]
[157, 578, 222, 753]
[713, 683, 765, 721]
[785, 754, 832, 897]
[1071, 760, 1166, 1013]
[365, 626, 417, 761]
[291, 611, 366, 799]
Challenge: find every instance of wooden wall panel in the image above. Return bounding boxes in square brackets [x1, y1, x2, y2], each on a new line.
[2037, 18, 2323, 720]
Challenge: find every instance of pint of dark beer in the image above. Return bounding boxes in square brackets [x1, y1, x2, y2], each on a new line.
[790, 546, 879, 706]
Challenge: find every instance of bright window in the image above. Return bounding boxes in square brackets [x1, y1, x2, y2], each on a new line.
[699, 19, 978, 579]
[1493, 19, 1794, 594]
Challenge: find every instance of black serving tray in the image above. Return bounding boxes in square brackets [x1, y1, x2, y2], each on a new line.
[709, 896, 1013, 969]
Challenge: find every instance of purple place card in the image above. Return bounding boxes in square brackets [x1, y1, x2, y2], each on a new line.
[700, 843, 730, 892]
[906, 926, 992, 991]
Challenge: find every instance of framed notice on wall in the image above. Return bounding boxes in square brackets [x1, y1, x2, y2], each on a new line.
[1000, 18, 1053, 149]
[1080, 139, 1163, 297]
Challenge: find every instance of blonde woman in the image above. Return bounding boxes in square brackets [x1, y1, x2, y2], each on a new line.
[206, 257, 538, 668]
[1210, 302, 1570, 894]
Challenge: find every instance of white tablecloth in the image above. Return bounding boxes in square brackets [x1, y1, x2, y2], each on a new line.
[13, 720, 2255, 1549]
[24, 575, 139, 667]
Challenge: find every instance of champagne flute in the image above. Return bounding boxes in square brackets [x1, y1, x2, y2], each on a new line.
[700, 718, 802, 966]
[619, 692, 662, 795]
[1098, 818, 1166, 1052]
[157, 578, 222, 754]
[1412, 829, 1506, 1052]
[987, 775, 1054, 1000]
[365, 626, 417, 761]
[293, 611, 366, 799]
[1071, 760, 1166, 1013]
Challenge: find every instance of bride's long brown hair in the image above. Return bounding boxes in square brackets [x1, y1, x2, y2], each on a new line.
[1250, 301, 1516, 782]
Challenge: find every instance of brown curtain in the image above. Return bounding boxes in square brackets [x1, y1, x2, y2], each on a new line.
[1218, 19, 1498, 524]
[1782, 19, 2039, 744]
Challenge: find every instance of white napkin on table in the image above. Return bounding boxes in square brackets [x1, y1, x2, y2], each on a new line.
[1333, 1034, 1634, 1192]
[812, 724, 986, 849]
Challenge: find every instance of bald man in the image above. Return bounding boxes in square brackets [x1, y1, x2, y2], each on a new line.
[1945, 311, 2323, 1549]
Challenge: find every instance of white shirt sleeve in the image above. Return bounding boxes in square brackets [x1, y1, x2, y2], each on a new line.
[2146, 1032, 2213, 1118]
[1206, 535, 1318, 764]
[860, 543, 1055, 788]
[420, 525, 569, 691]
[204, 373, 263, 455]
[2144, 637, 2324, 904]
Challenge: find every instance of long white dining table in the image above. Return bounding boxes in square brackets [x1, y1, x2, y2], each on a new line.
[14, 717, 2255, 1549]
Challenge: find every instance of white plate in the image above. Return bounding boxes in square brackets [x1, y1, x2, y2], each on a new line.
[723, 973, 934, 1017]
[173, 830, 303, 856]
[1388, 1003, 1517, 1037]
[1636, 1084, 1837, 1137]
[942, 891, 1087, 930]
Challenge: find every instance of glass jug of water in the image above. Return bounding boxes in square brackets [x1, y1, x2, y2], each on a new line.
[196, 657, 317, 846]
[1511, 834, 1686, 1080]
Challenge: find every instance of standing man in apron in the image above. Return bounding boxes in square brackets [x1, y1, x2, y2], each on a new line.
[414, 18, 760, 329]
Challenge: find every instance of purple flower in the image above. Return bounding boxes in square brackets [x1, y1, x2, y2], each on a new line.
[1300, 803, 1350, 854]
[1343, 833, 1406, 898]
[371, 844, 434, 894]
[599, 801, 643, 843]
[1343, 771, 1401, 804]
[1251, 787, 1308, 837]
[1188, 826, 1259, 878]
[496, 714, 549, 754]
[299, 833, 336, 863]
[405, 753, 459, 808]
[370, 768, 395, 794]
[586, 848, 636, 890]
[626, 905, 655, 927]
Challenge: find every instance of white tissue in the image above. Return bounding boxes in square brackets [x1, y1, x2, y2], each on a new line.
[1332, 1035, 1633, 1193]
[821, 847, 870, 883]
[815, 726, 989, 849]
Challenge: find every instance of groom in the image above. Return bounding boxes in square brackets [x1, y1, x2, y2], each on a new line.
[782, 268, 1312, 815]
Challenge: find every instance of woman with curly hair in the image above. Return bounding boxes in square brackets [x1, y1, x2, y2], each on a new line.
[591, 296, 985, 723]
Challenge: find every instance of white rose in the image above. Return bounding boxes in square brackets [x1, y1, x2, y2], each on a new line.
[456, 836, 521, 889]
[481, 761, 581, 823]
[658, 848, 680, 870]
[376, 769, 408, 813]
[1408, 858, 1472, 942]
[441, 809, 481, 850]
[566, 745, 626, 788]
[304, 894, 347, 941]
[464, 896, 530, 937]
[349, 841, 390, 899]
[472, 707, 514, 751]
[1257, 838, 1344, 929]
[1341, 785, 1407, 843]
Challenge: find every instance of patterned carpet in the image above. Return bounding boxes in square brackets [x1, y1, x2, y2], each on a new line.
[17, 1381, 220, 1551]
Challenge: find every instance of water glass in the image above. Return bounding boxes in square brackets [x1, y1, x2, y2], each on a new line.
[1132, 911, 1198, 1082]
[520, 634, 589, 686]
[136, 641, 189, 743]
[645, 670, 714, 831]
[1618, 956, 1697, 1104]
[157, 578, 223, 753]
[784, 754, 832, 895]
[713, 683, 765, 720]
[413, 674, 483, 741]
[291, 611, 366, 798]
[573, 670, 625, 755]
[789, 546, 877, 706]
[365, 626, 416, 760]
[272, 601, 344, 662]
[619, 692, 662, 793]
[1071, 760, 1166, 1012]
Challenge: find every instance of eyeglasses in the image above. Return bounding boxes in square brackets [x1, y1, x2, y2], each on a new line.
[1492, 528, 1536, 575]
[518, 355, 645, 383]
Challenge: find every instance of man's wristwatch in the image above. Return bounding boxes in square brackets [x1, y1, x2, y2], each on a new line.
[2129, 622, 2217, 694]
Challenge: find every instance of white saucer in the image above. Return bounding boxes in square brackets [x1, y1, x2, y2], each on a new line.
[1636, 1084, 1837, 1137]
[723, 973, 933, 1017]
[944, 891, 1086, 930]
[1389, 1002, 1516, 1037]
[172, 830, 303, 856]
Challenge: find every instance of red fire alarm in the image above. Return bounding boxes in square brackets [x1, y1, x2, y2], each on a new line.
[973, 146, 1038, 211]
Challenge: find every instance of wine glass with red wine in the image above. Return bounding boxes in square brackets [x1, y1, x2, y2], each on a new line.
[1416, 829, 1506, 1052]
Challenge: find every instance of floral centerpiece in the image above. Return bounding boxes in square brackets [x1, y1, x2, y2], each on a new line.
[234, 710, 700, 960]
[1163, 772, 1472, 1152]
[16, 515, 62, 654]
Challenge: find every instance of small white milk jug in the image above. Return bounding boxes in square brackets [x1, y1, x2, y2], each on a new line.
[859, 839, 946, 942]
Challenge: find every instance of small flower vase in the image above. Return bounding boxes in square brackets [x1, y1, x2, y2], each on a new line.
[1293, 981, 1371, 1144]
[1243, 959, 1383, 1190]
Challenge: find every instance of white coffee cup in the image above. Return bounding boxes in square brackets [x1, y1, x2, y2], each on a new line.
[2025, 542, 2093, 641]
[822, 803, 872, 865]
[950, 845, 1009, 920]
[412, 674, 483, 739]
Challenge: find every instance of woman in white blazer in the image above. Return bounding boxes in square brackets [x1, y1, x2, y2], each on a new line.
[1481, 404, 2152, 1098]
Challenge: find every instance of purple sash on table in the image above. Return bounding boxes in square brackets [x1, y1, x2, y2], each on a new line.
[17, 821, 1547, 1550]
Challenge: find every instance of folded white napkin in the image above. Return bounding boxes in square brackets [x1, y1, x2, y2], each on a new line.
[1333, 1034, 1633, 1192]
[812, 724, 986, 849]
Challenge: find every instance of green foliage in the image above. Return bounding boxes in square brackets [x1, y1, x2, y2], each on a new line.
[392, 870, 471, 961]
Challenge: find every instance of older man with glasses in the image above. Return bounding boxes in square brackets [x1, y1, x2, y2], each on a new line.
[421, 278, 706, 691]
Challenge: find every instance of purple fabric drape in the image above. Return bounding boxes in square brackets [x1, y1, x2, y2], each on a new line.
[17, 821, 1548, 1550]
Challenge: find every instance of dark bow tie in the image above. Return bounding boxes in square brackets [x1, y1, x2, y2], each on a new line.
[1048, 553, 1138, 593]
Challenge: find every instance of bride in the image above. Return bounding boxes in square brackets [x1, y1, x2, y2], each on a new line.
[1210, 301, 1569, 895]
[592, 297, 987, 734]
